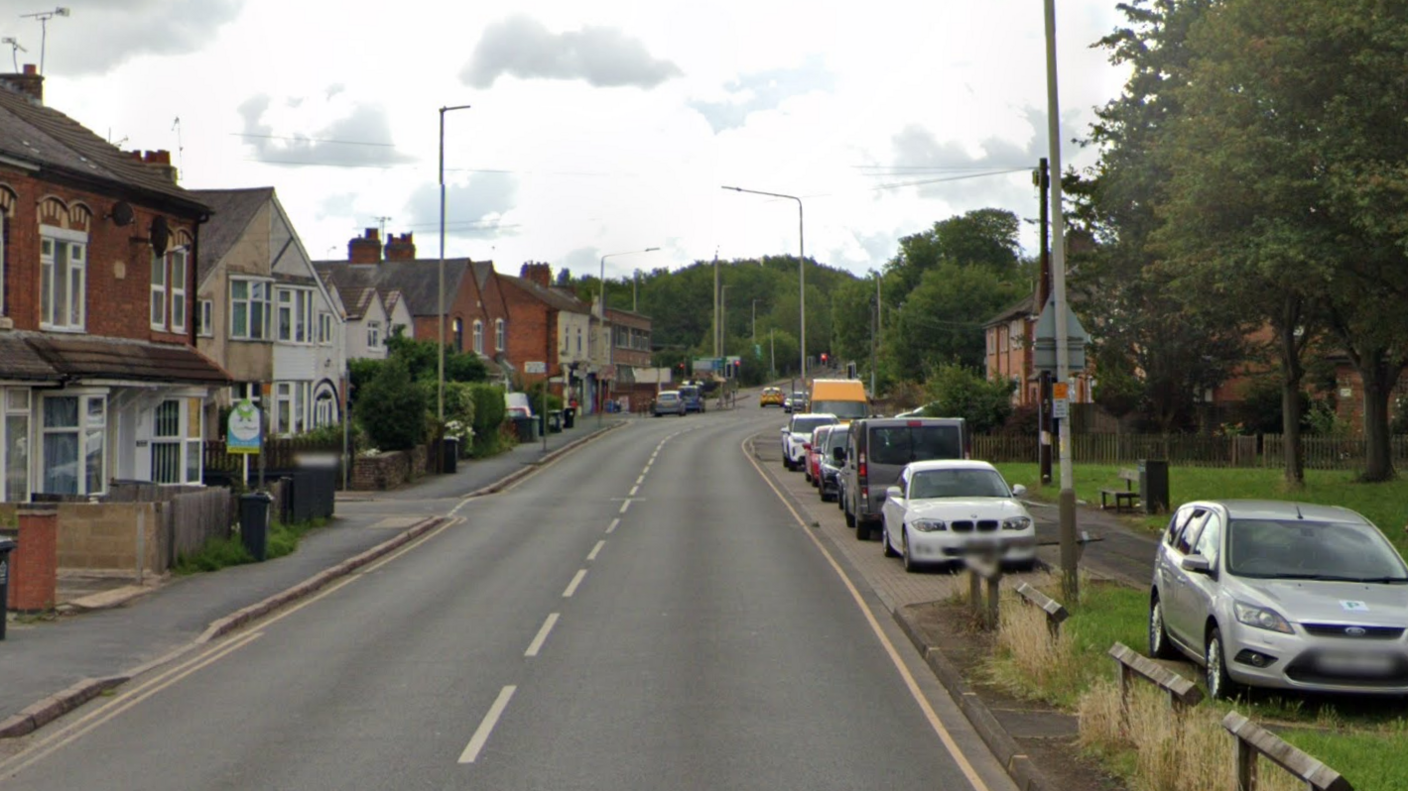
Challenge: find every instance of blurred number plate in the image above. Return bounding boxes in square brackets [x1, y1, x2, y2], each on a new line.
[1316, 652, 1396, 676]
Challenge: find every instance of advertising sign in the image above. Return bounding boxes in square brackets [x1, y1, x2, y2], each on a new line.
[227, 398, 262, 454]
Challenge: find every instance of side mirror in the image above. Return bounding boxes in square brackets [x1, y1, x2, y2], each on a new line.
[832, 447, 846, 464]
[885, 485, 903, 501]
[1181, 555, 1214, 576]
[1011, 484, 1027, 498]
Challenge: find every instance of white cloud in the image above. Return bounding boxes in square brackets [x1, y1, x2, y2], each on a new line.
[462, 15, 682, 90]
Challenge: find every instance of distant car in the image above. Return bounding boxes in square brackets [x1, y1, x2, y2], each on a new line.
[1148, 499, 1408, 699]
[806, 425, 834, 486]
[653, 390, 686, 417]
[760, 387, 785, 408]
[879, 460, 1034, 573]
[782, 413, 838, 471]
[817, 425, 850, 503]
[679, 384, 705, 414]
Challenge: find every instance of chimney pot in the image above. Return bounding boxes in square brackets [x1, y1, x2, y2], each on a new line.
[23, 64, 36, 76]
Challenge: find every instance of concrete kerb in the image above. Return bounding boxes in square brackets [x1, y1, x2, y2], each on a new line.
[0, 421, 629, 741]
[745, 432, 1054, 791]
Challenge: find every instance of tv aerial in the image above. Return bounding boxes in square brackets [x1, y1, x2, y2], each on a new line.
[1, 37, 25, 72]
[19, 7, 69, 74]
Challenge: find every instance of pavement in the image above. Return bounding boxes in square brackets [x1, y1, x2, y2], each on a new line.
[748, 433, 1160, 791]
[0, 415, 629, 737]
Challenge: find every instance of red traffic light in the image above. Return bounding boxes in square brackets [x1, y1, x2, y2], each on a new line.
[821, 353, 828, 362]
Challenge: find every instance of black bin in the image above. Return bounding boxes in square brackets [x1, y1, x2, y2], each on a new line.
[442, 437, 459, 473]
[240, 492, 274, 561]
[1139, 459, 1169, 514]
[0, 537, 15, 641]
[563, 408, 575, 429]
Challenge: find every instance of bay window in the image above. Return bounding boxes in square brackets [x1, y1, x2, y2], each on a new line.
[41, 393, 105, 496]
[3, 388, 29, 502]
[230, 278, 272, 340]
[151, 398, 202, 484]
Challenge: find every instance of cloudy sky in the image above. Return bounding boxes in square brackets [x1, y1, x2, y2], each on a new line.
[7, 0, 1129, 280]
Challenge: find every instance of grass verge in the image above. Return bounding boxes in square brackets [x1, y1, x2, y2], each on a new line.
[981, 576, 1408, 790]
[173, 517, 328, 575]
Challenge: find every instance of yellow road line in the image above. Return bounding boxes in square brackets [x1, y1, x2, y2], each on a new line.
[739, 436, 993, 791]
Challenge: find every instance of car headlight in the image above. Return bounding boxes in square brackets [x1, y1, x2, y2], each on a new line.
[1233, 601, 1293, 634]
[1002, 516, 1033, 531]
[911, 519, 947, 532]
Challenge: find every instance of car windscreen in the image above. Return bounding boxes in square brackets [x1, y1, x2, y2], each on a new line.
[679, 387, 699, 399]
[1227, 519, 1408, 581]
[824, 428, 850, 452]
[868, 425, 963, 465]
[810, 400, 869, 419]
[791, 416, 836, 433]
[908, 469, 1010, 499]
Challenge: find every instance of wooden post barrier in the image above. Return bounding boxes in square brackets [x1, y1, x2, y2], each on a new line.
[966, 552, 1003, 630]
[1107, 642, 1203, 729]
[1014, 582, 1069, 640]
[1222, 712, 1352, 791]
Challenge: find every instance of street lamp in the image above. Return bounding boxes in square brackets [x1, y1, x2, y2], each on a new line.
[598, 247, 660, 425]
[438, 103, 471, 430]
[721, 186, 805, 386]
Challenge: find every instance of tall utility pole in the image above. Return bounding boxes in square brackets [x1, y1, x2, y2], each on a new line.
[770, 328, 776, 380]
[437, 103, 471, 438]
[721, 186, 804, 384]
[713, 250, 721, 358]
[1036, 158, 1054, 486]
[871, 276, 879, 396]
[1045, 0, 1079, 603]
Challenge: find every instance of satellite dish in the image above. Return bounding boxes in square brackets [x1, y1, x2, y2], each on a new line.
[109, 201, 134, 227]
[150, 216, 170, 257]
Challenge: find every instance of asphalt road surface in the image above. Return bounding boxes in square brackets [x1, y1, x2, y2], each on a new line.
[1, 395, 1017, 791]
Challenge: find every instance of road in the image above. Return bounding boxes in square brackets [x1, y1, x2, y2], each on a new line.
[0, 396, 1017, 791]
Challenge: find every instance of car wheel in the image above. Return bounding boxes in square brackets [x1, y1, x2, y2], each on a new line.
[1149, 594, 1177, 660]
[882, 519, 899, 557]
[1205, 626, 1238, 701]
[855, 519, 870, 541]
[902, 529, 919, 573]
[844, 499, 856, 527]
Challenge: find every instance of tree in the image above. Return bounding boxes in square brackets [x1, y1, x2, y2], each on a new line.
[884, 209, 1025, 302]
[355, 357, 427, 450]
[1160, 0, 1408, 481]
[882, 263, 1023, 375]
[922, 363, 1014, 435]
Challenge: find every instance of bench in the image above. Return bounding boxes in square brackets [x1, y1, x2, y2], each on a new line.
[1100, 468, 1140, 512]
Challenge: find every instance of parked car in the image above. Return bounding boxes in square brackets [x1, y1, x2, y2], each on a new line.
[817, 424, 850, 502]
[1148, 499, 1408, 699]
[679, 384, 706, 414]
[841, 417, 968, 540]
[783, 391, 809, 414]
[782, 413, 838, 471]
[653, 390, 686, 417]
[505, 391, 535, 419]
[760, 387, 785, 408]
[806, 425, 834, 485]
[879, 460, 1034, 573]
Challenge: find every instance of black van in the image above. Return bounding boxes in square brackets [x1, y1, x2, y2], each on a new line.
[839, 417, 967, 540]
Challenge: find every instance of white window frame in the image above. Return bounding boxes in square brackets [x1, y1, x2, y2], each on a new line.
[198, 299, 214, 337]
[150, 251, 166, 329]
[318, 311, 333, 345]
[366, 320, 382, 349]
[39, 392, 106, 496]
[0, 214, 8, 317]
[170, 248, 187, 332]
[275, 287, 313, 344]
[3, 387, 30, 503]
[230, 278, 272, 340]
[274, 381, 311, 436]
[39, 225, 87, 332]
[495, 318, 505, 352]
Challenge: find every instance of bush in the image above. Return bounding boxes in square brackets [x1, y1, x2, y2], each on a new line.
[922, 363, 1014, 434]
[355, 357, 428, 450]
[469, 383, 507, 455]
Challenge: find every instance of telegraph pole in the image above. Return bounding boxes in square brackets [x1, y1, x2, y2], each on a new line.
[1037, 158, 1054, 486]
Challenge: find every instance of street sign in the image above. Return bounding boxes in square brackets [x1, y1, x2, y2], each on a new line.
[525, 361, 546, 374]
[227, 399, 261, 455]
[1053, 398, 1069, 419]
[1032, 296, 1090, 373]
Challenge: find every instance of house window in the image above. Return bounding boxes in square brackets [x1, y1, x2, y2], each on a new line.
[150, 252, 166, 328]
[454, 318, 464, 351]
[276, 288, 312, 343]
[314, 390, 336, 427]
[318, 312, 333, 344]
[41, 393, 105, 496]
[198, 299, 214, 337]
[473, 320, 484, 354]
[150, 398, 203, 484]
[40, 226, 87, 331]
[0, 213, 7, 316]
[230, 279, 272, 339]
[576, 328, 582, 354]
[367, 320, 381, 348]
[3, 388, 29, 502]
[274, 382, 310, 435]
[495, 318, 505, 352]
[171, 249, 187, 332]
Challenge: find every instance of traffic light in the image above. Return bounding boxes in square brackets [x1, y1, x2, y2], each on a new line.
[821, 352, 829, 365]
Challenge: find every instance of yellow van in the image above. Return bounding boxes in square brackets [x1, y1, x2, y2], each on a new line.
[808, 378, 869, 423]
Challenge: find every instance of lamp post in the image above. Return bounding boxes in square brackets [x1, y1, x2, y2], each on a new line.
[598, 247, 659, 426]
[721, 186, 804, 386]
[438, 104, 471, 434]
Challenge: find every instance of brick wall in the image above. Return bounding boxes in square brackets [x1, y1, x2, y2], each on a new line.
[350, 444, 429, 490]
[7, 505, 58, 612]
[500, 277, 555, 389]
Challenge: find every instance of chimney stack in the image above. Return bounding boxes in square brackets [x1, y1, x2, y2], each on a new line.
[139, 150, 178, 184]
[349, 228, 381, 263]
[384, 232, 416, 261]
[0, 64, 43, 105]
[520, 262, 552, 288]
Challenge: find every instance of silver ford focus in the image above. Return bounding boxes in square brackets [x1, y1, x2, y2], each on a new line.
[1148, 499, 1408, 698]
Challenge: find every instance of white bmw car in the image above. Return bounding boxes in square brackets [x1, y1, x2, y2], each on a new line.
[879, 460, 1037, 572]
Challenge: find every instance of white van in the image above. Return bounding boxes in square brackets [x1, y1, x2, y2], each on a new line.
[505, 391, 534, 418]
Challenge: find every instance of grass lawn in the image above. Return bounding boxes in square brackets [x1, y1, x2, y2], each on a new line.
[992, 462, 1408, 554]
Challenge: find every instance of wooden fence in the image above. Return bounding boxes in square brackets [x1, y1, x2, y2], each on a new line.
[162, 487, 237, 569]
[974, 432, 1408, 471]
[204, 437, 348, 482]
